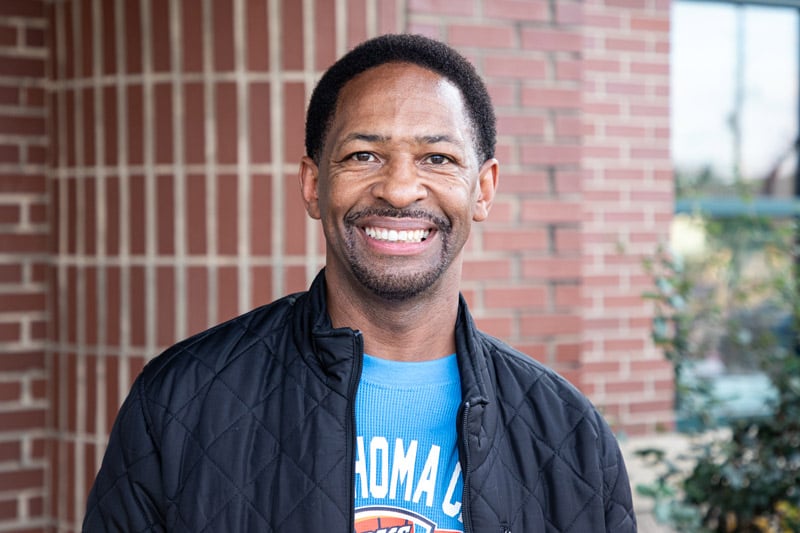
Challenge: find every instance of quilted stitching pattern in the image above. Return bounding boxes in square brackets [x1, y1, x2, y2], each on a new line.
[156, 315, 351, 531]
[84, 277, 636, 532]
[463, 342, 636, 532]
[85, 299, 355, 532]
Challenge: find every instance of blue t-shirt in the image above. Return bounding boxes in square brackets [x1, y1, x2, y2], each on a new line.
[354, 353, 464, 533]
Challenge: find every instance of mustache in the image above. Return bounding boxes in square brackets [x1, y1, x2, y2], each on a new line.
[344, 207, 451, 232]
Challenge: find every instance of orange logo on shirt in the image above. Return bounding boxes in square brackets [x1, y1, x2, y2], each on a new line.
[355, 515, 413, 533]
[354, 506, 461, 533]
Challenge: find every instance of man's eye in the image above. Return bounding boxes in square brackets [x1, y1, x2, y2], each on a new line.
[350, 152, 376, 162]
[426, 154, 451, 165]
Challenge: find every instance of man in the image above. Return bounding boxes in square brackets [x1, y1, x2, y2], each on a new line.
[84, 34, 636, 532]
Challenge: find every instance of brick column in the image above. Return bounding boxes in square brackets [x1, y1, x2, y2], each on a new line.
[407, 1, 588, 387]
[44, 0, 405, 530]
[406, 0, 674, 435]
[0, 0, 48, 529]
[581, 0, 675, 434]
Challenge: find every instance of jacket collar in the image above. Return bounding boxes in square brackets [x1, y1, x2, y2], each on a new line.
[298, 269, 494, 410]
[454, 295, 493, 405]
[290, 270, 361, 397]
[454, 294, 497, 464]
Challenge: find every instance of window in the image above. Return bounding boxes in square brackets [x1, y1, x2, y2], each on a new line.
[669, 0, 799, 430]
[672, 0, 799, 200]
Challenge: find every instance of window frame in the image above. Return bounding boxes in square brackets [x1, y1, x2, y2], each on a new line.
[673, 0, 800, 216]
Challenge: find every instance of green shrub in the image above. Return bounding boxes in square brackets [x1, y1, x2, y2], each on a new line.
[639, 212, 799, 533]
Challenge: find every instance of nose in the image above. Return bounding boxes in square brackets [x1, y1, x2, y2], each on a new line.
[370, 157, 428, 208]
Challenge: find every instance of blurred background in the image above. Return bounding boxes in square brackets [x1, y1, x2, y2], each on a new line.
[0, 0, 797, 531]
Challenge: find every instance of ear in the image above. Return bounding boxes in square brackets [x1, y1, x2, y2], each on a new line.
[472, 158, 498, 222]
[299, 156, 321, 220]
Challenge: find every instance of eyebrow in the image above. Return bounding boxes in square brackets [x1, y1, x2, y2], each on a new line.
[418, 134, 462, 145]
[340, 132, 462, 146]
[340, 132, 388, 144]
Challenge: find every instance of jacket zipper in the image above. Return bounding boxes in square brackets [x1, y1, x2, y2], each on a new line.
[347, 331, 364, 533]
[460, 400, 473, 533]
[461, 401, 508, 533]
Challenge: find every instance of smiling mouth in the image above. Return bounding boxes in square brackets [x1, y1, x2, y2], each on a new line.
[363, 227, 431, 243]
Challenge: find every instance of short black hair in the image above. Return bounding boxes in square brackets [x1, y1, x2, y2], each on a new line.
[304, 33, 496, 165]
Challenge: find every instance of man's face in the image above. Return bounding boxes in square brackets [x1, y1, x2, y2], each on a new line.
[300, 62, 497, 301]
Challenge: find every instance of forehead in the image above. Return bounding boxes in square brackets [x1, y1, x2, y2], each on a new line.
[335, 63, 466, 118]
[330, 62, 472, 139]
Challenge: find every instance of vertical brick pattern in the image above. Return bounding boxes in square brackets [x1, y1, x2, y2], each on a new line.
[0, 0, 49, 531]
[581, 0, 674, 434]
[43, 0, 404, 531]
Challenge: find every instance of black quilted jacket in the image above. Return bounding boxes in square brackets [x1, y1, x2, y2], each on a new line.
[84, 271, 636, 532]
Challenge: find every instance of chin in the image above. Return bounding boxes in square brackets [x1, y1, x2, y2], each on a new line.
[352, 268, 445, 302]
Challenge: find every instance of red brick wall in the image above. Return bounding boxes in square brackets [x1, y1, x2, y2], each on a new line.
[406, 0, 675, 434]
[580, 0, 674, 433]
[0, 0, 674, 530]
[0, 0, 49, 530]
[42, 1, 405, 530]
[407, 1, 588, 387]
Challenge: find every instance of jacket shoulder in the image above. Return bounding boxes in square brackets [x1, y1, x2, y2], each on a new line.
[476, 332, 635, 528]
[480, 334, 595, 412]
[136, 291, 307, 409]
[477, 332, 622, 453]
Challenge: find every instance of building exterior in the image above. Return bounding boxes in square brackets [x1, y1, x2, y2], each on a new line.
[0, 0, 673, 530]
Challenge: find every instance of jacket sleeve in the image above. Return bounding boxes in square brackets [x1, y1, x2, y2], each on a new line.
[83, 376, 165, 532]
[600, 423, 638, 532]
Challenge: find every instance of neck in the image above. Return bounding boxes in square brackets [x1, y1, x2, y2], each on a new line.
[326, 272, 460, 362]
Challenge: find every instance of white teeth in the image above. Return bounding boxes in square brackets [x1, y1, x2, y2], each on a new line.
[364, 227, 430, 243]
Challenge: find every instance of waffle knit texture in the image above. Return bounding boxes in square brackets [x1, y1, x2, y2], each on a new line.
[354, 353, 464, 532]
